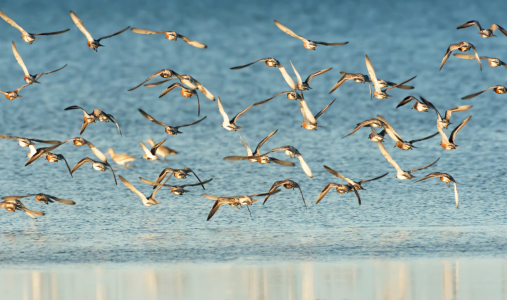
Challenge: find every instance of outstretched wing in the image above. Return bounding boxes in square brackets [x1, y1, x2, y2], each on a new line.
[230, 58, 270, 70]
[97, 26, 130, 41]
[178, 34, 207, 48]
[408, 158, 440, 174]
[12, 41, 29, 76]
[70, 11, 93, 41]
[358, 172, 389, 185]
[449, 116, 472, 144]
[0, 10, 28, 34]
[305, 67, 332, 84]
[138, 108, 168, 128]
[254, 129, 278, 155]
[274, 20, 307, 42]
[461, 86, 495, 100]
[178, 116, 207, 128]
[130, 28, 165, 34]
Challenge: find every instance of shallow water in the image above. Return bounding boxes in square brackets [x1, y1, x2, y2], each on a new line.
[1, 0, 507, 298]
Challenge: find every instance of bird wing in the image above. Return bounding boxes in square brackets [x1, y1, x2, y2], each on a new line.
[11, 41, 29, 76]
[256, 91, 291, 105]
[420, 96, 443, 121]
[297, 153, 313, 178]
[470, 44, 482, 71]
[119, 175, 148, 202]
[155, 168, 175, 186]
[34, 64, 67, 80]
[454, 182, 459, 208]
[25, 144, 61, 166]
[178, 116, 207, 128]
[329, 73, 351, 94]
[70, 11, 94, 41]
[453, 53, 488, 60]
[223, 156, 250, 161]
[290, 60, 303, 87]
[439, 44, 460, 71]
[358, 172, 389, 185]
[408, 158, 440, 174]
[183, 167, 205, 190]
[408, 132, 439, 144]
[49, 196, 76, 205]
[384, 76, 416, 92]
[270, 158, 296, 167]
[230, 58, 269, 70]
[449, 116, 472, 144]
[194, 81, 215, 101]
[351, 186, 361, 205]
[462, 86, 495, 100]
[315, 183, 339, 204]
[377, 141, 404, 173]
[262, 180, 285, 205]
[230, 102, 255, 125]
[239, 134, 253, 156]
[130, 28, 165, 34]
[314, 41, 349, 46]
[376, 115, 404, 143]
[70, 157, 95, 174]
[278, 63, 296, 90]
[365, 55, 381, 93]
[59, 155, 73, 178]
[274, 20, 307, 42]
[457, 20, 482, 30]
[490, 24, 507, 36]
[85, 141, 107, 162]
[180, 178, 213, 188]
[444, 105, 473, 121]
[159, 82, 185, 98]
[128, 70, 172, 91]
[299, 98, 316, 124]
[217, 96, 230, 125]
[33, 29, 70, 36]
[144, 78, 175, 87]
[315, 99, 335, 120]
[150, 139, 166, 155]
[415, 172, 447, 182]
[14, 83, 30, 93]
[105, 113, 122, 136]
[206, 200, 226, 221]
[96, 26, 130, 41]
[254, 129, 278, 155]
[396, 96, 416, 108]
[138, 108, 168, 128]
[323, 165, 356, 186]
[343, 118, 380, 138]
[140, 141, 152, 156]
[306, 68, 332, 84]
[0, 10, 27, 34]
[178, 34, 207, 48]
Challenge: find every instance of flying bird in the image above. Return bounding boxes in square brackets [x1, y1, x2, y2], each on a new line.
[461, 85, 506, 100]
[119, 175, 169, 206]
[274, 20, 348, 50]
[70, 11, 129, 51]
[12, 41, 67, 84]
[204, 190, 280, 221]
[0, 10, 69, 44]
[262, 180, 306, 208]
[439, 42, 481, 71]
[130, 28, 207, 48]
[417, 172, 460, 208]
[457, 20, 507, 38]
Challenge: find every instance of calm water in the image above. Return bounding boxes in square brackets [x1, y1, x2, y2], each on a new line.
[1, 0, 507, 298]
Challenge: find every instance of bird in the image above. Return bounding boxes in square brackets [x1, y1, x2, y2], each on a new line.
[146, 138, 178, 159]
[138, 109, 206, 135]
[119, 175, 169, 206]
[262, 180, 306, 208]
[457, 20, 507, 38]
[462, 85, 506, 100]
[217, 96, 256, 131]
[365, 55, 416, 99]
[70, 11, 129, 51]
[230, 58, 297, 90]
[3, 194, 75, 205]
[140, 140, 166, 160]
[274, 20, 348, 50]
[12, 41, 67, 84]
[0, 83, 30, 100]
[416, 172, 459, 208]
[376, 115, 439, 150]
[204, 190, 280, 221]
[329, 72, 414, 95]
[300, 97, 335, 130]
[421, 97, 472, 129]
[130, 28, 207, 48]
[260, 91, 303, 103]
[64, 106, 121, 135]
[147, 73, 215, 101]
[315, 183, 360, 205]
[70, 157, 117, 185]
[396, 96, 429, 112]
[24, 143, 72, 177]
[152, 167, 205, 189]
[157, 82, 201, 116]
[288, 61, 332, 91]
[0, 134, 60, 148]
[453, 53, 507, 69]
[139, 177, 212, 195]
[435, 116, 472, 151]
[377, 141, 439, 180]
[223, 130, 295, 166]
[343, 118, 385, 138]
[0, 198, 44, 219]
[104, 148, 135, 167]
[440, 42, 481, 71]
[0, 10, 69, 44]
[323, 165, 388, 193]
[128, 69, 176, 91]
[260, 145, 313, 177]
[61, 137, 118, 165]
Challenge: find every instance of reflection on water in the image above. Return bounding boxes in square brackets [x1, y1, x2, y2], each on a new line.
[1, 259, 506, 300]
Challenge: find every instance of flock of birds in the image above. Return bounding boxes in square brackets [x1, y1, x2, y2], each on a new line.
[0, 9, 505, 221]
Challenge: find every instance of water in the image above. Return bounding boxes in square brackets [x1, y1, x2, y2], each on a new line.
[1, 0, 507, 298]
